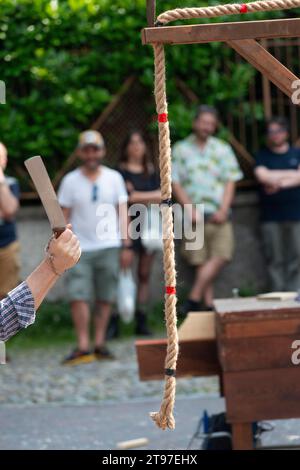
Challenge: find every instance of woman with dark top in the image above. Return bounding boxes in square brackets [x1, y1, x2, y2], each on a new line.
[114, 130, 161, 336]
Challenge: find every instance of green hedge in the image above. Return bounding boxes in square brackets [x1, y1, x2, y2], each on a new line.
[0, 0, 294, 182]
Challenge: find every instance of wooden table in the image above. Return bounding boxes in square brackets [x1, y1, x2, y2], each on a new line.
[214, 297, 300, 449]
[136, 299, 300, 449]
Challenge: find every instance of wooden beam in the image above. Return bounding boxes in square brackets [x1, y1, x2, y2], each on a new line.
[146, 0, 156, 27]
[135, 338, 221, 381]
[261, 39, 272, 119]
[142, 18, 300, 45]
[91, 75, 136, 130]
[227, 39, 299, 100]
[52, 76, 136, 188]
[228, 132, 255, 167]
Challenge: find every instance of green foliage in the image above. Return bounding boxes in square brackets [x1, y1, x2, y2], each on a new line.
[0, 0, 297, 183]
[8, 301, 76, 348]
[8, 299, 166, 349]
[237, 282, 259, 297]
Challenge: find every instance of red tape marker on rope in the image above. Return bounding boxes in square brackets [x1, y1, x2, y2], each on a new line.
[240, 4, 248, 13]
[165, 286, 176, 295]
[158, 113, 168, 123]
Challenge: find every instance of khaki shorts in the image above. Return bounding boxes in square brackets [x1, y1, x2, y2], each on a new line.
[181, 222, 234, 266]
[66, 247, 120, 303]
[0, 241, 21, 297]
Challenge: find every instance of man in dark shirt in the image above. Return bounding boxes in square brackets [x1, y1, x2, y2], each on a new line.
[0, 142, 20, 299]
[255, 117, 300, 291]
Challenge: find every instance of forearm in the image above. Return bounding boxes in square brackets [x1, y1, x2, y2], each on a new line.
[255, 167, 278, 186]
[220, 181, 236, 212]
[0, 281, 35, 342]
[26, 258, 58, 310]
[118, 202, 131, 246]
[255, 166, 299, 186]
[0, 183, 19, 218]
[129, 189, 161, 204]
[0, 227, 80, 341]
[172, 182, 193, 206]
[280, 172, 300, 188]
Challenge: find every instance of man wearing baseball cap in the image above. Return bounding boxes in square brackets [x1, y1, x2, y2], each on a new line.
[58, 130, 133, 365]
[78, 130, 104, 149]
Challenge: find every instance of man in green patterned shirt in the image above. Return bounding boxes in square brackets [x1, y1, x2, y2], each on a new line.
[172, 105, 243, 314]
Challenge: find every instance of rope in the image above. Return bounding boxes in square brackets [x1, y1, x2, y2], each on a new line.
[150, 43, 179, 430]
[156, 0, 300, 25]
[150, 0, 300, 431]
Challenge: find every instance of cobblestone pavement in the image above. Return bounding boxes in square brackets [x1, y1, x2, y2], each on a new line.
[0, 339, 219, 405]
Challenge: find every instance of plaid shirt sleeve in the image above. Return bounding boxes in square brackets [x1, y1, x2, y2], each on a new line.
[0, 282, 35, 342]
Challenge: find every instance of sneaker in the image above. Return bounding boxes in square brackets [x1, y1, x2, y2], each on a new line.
[5, 354, 11, 363]
[135, 310, 152, 336]
[94, 345, 115, 360]
[202, 304, 214, 311]
[62, 349, 96, 366]
[106, 313, 120, 340]
[179, 299, 201, 317]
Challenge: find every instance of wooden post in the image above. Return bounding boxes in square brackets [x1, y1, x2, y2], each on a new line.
[227, 39, 299, 101]
[231, 423, 254, 450]
[146, 0, 156, 27]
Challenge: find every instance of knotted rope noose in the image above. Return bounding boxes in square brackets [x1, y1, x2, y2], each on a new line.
[151, 0, 300, 430]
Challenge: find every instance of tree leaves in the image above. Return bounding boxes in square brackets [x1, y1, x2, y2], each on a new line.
[0, 0, 295, 185]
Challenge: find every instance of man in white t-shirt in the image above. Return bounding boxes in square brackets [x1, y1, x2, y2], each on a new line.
[58, 130, 133, 365]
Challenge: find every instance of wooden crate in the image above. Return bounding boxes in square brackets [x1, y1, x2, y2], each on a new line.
[135, 311, 221, 381]
[215, 297, 300, 449]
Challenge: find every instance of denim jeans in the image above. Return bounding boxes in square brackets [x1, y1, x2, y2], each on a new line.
[261, 221, 300, 292]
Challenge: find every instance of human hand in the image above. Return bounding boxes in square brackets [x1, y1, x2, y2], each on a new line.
[186, 205, 202, 224]
[120, 247, 134, 269]
[126, 181, 134, 194]
[47, 224, 81, 275]
[192, 208, 202, 224]
[263, 183, 280, 194]
[209, 208, 228, 224]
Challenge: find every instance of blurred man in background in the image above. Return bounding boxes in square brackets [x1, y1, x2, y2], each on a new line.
[58, 130, 132, 366]
[172, 105, 242, 315]
[0, 142, 20, 299]
[255, 117, 300, 292]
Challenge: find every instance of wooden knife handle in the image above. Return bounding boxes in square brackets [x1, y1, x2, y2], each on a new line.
[53, 227, 66, 239]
